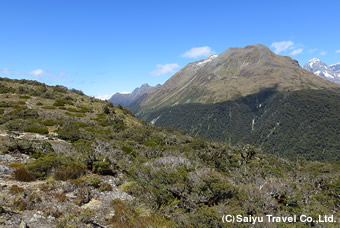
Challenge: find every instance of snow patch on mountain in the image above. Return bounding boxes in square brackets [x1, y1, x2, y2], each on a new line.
[304, 58, 340, 83]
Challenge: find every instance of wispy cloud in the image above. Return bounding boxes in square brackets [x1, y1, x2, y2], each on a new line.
[182, 46, 214, 58]
[150, 63, 180, 76]
[336, 49, 340, 53]
[290, 48, 303, 56]
[308, 48, 318, 54]
[320, 51, 327, 56]
[1, 68, 10, 75]
[29, 69, 44, 77]
[271, 41, 294, 53]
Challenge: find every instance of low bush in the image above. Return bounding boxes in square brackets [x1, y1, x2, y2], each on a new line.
[13, 168, 36, 182]
[26, 122, 49, 134]
[83, 176, 101, 188]
[53, 99, 73, 106]
[9, 163, 25, 169]
[41, 119, 56, 126]
[54, 165, 84, 181]
[65, 112, 85, 118]
[93, 160, 113, 175]
[99, 183, 113, 192]
[27, 152, 84, 179]
[19, 95, 31, 99]
[9, 185, 25, 194]
[42, 106, 57, 110]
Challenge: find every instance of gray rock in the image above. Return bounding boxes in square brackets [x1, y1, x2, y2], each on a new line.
[0, 165, 11, 174]
[19, 221, 27, 228]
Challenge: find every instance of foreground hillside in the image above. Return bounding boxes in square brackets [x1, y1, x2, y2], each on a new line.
[0, 78, 340, 227]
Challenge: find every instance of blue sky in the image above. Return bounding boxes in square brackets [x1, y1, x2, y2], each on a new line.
[0, 0, 339, 99]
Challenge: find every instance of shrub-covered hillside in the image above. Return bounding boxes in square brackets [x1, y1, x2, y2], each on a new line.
[0, 78, 340, 227]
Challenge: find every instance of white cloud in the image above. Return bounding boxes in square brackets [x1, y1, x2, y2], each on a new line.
[150, 63, 180, 76]
[308, 48, 318, 53]
[271, 41, 294, 53]
[1, 68, 10, 75]
[182, 46, 214, 58]
[336, 49, 340, 53]
[95, 94, 114, 100]
[320, 51, 327, 56]
[290, 48, 303, 55]
[29, 69, 44, 77]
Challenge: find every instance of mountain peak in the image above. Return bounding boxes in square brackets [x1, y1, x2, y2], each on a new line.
[192, 54, 218, 67]
[310, 57, 321, 62]
[135, 44, 339, 113]
[303, 58, 340, 83]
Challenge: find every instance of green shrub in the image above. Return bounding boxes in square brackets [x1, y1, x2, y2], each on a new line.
[66, 107, 78, 112]
[41, 119, 56, 126]
[17, 86, 30, 94]
[121, 146, 133, 154]
[57, 124, 82, 142]
[19, 95, 31, 99]
[0, 83, 15, 93]
[83, 176, 101, 188]
[0, 101, 14, 107]
[36, 102, 43, 106]
[0, 109, 4, 115]
[99, 183, 113, 192]
[6, 119, 28, 131]
[9, 163, 25, 169]
[53, 85, 68, 93]
[53, 99, 73, 106]
[27, 153, 67, 179]
[42, 106, 57, 110]
[26, 122, 49, 134]
[77, 106, 90, 113]
[93, 160, 113, 175]
[65, 112, 85, 118]
[27, 152, 85, 180]
[16, 101, 26, 105]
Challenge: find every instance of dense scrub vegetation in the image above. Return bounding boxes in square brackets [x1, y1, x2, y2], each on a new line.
[143, 88, 340, 161]
[0, 78, 340, 227]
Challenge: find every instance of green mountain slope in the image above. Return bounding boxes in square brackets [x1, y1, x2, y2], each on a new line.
[1, 77, 340, 227]
[144, 88, 340, 161]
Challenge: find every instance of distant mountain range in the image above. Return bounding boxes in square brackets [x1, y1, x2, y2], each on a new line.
[109, 83, 159, 106]
[303, 58, 340, 83]
[113, 44, 340, 161]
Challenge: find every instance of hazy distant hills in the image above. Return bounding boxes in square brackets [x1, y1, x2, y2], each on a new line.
[125, 44, 340, 160]
[303, 58, 340, 83]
